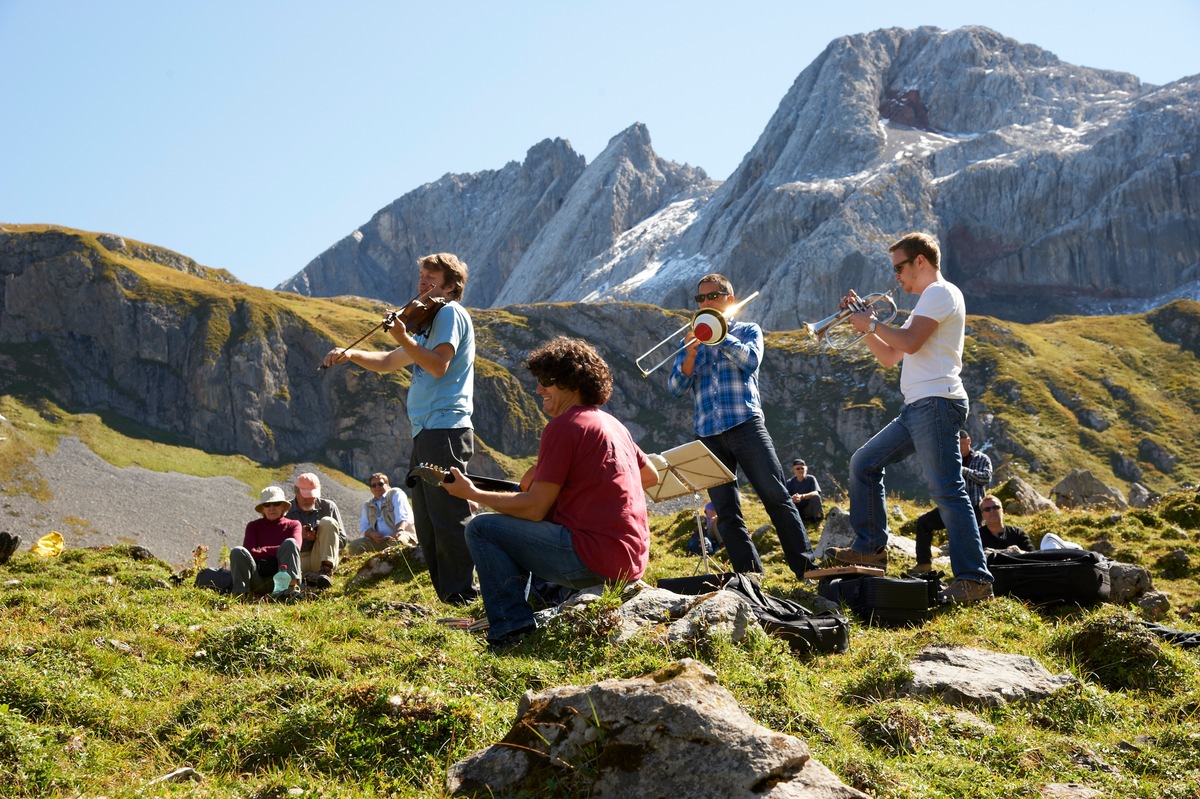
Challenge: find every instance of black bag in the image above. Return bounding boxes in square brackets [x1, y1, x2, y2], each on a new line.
[720, 574, 850, 655]
[986, 549, 1110, 605]
[194, 567, 233, 593]
[657, 572, 738, 595]
[818, 573, 944, 626]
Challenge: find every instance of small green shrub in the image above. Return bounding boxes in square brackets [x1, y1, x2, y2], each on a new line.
[1052, 609, 1189, 693]
[199, 616, 299, 675]
[856, 702, 933, 753]
[0, 704, 59, 798]
[1029, 682, 1119, 732]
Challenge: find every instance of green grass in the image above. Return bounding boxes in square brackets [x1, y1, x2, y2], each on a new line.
[1, 491, 1198, 798]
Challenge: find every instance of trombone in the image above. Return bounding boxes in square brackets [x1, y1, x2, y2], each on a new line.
[636, 291, 761, 377]
[805, 288, 899, 349]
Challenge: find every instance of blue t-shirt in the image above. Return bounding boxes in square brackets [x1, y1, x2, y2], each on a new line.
[407, 301, 474, 436]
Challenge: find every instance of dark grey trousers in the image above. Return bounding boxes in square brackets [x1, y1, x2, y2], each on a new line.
[409, 428, 478, 603]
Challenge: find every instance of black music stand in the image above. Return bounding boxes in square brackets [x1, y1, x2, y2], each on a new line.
[647, 441, 736, 576]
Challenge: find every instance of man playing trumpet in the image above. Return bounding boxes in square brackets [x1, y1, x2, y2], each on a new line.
[668, 274, 815, 580]
[322, 253, 479, 605]
[828, 232, 994, 604]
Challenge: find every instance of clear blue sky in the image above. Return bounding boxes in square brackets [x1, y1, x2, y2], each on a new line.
[2, 0, 1197, 291]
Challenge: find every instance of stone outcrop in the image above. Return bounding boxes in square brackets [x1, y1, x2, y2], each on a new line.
[900, 646, 1078, 708]
[280, 26, 1200, 329]
[447, 658, 869, 798]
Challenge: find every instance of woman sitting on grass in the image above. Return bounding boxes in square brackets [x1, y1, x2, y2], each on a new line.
[231, 486, 303, 597]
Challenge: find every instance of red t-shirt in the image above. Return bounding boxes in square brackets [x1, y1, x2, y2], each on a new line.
[243, 516, 303, 561]
[533, 405, 650, 581]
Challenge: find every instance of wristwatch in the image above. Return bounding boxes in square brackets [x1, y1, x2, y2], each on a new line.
[868, 319, 878, 334]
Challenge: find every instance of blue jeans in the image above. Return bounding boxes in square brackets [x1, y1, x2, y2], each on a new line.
[465, 513, 605, 641]
[849, 397, 991, 583]
[702, 416, 814, 579]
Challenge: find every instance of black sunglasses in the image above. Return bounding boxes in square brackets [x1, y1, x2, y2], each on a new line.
[262, 501, 286, 508]
[536, 376, 557, 388]
[981, 505, 1001, 512]
[369, 482, 386, 488]
[695, 290, 730, 303]
[892, 256, 916, 274]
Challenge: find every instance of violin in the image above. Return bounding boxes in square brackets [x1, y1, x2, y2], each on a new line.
[317, 292, 448, 371]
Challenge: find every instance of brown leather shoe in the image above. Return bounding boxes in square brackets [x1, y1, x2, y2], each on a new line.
[939, 579, 994, 604]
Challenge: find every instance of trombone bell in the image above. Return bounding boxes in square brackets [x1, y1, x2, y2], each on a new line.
[636, 290, 760, 376]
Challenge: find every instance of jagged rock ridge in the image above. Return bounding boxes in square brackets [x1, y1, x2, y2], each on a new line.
[280, 26, 1199, 327]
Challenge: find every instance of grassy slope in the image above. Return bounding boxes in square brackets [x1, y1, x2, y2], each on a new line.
[1, 493, 1198, 799]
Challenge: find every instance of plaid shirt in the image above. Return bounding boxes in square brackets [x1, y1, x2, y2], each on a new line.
[962, 450, 994, 509]
[668, 320, 764, 437]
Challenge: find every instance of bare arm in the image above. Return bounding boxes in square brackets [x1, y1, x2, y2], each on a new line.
[441, 467, 561, 522]
[640, 461, 660, 489]
[851, 313, 938, 368]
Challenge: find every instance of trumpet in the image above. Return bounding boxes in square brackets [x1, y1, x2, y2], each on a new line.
[805, 288, 899, 349]
[636, 291, 760, 377]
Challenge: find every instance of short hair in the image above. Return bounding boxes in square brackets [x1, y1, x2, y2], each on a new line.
[792, 458, 806, 467]
[889, 232, 941, 270]
[527, 337, 613, 407]
[696, 273, 733, 296]
[418, 253, 468, 301]
[369, 472, 390, 486]
[980, 494, 1002, 510]
[958, 430, 970, 439]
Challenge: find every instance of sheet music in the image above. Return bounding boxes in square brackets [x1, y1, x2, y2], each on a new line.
[646, 440, 736, 503]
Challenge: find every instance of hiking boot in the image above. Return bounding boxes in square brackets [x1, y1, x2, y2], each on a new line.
[306, 573, 333, 590]
[825, 545, 888, 570]
[939, 579, 994, 605]
[0, 532, 18, 565]
[904, 563, 933, 578]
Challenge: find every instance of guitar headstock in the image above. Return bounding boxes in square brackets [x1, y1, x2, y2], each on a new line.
[405, 463, 454, 488]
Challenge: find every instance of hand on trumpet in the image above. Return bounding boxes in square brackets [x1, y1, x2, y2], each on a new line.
[838, 290, 877, 335]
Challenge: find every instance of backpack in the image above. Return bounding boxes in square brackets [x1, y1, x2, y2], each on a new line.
[720, 574, 850, 655]
[985, 549, 1110, 605]
[818, 572, 944, 627]
[194, 567, 233, 593]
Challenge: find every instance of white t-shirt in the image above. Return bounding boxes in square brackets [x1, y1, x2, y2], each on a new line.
[900, 278, 968, 404]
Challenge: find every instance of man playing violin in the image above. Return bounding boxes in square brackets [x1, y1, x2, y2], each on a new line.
[322, 253, 478, 604]
[829, 232, 994, 605]
[667, 274, 816, 581]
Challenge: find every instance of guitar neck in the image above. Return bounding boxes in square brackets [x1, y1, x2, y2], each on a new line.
[464, 473, 522, 492]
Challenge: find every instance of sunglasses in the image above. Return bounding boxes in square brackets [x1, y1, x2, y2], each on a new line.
[536, 376, 558, 388]
[892, 256, 916, 274]
[981, 505, 1001, 512]
[694, 290, 730, 303]
[369, 482, 386, 488]
[262, 502, 286, 508]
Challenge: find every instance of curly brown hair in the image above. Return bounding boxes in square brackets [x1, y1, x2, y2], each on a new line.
[526, 337, 613, 407]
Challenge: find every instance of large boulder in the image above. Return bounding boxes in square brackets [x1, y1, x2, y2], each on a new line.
[900, 646, 1078, 708]
[447, 659, 868, 798]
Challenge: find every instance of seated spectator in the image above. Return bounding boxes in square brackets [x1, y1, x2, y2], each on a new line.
[286, 472, 344, 590]
[348, 473, 418, 555]
[978, 495, 1034, 551]
[439, 337, 658, 651]
[908, 430, 993, 574]
[785, 459, 824, 524]
[231, 486, 302, 596]
[687, 501, 723, 555]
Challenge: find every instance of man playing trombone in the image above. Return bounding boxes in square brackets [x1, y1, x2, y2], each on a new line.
[322, 253, 479, 605]
[828, 232, 994, 604]
[668, 274, 816, 580]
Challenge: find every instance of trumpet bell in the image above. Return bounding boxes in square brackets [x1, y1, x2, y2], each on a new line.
[804, 288, 899, 350]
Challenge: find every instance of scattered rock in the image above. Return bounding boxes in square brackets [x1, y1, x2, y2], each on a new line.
[1052, 470, 1127, 510]
[345, 547, 425, 588]
[146, 766, 203, 786]
[1103, 561, 1153, 604]
[447, 658, 869, 798]
[1040, 783, 1103, 799]
[995, 477, 1059, 516]
[1134, 591, 1171, 621]
[1127, 482, 1155, 509]
[900, 646, 1077, 708]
